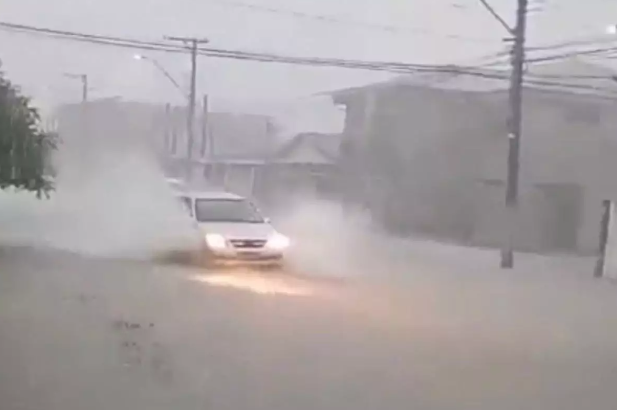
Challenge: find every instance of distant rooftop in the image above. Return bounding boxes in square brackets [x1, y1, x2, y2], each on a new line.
[180, 190, 245, 201]
[56, 100, 279, 160]
[273, 132, 341, 162]
[328, 58, 617, 100]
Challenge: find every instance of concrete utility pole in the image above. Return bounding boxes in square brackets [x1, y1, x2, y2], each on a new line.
[501, 0, 528, 269]
[81, 74, 88, 103]
[200, 94, 210, 158]
[165, 36, 209, 180]
[594, 200, 612, 278]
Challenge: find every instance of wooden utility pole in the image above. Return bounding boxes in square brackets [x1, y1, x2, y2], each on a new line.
[501, 0, 528, 269]
[165, 36, 209, 180]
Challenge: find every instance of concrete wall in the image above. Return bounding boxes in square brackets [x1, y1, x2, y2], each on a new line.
[359, 86, 503, 240]
[517, 91, 617, 254]
[471, 181, 602, 255]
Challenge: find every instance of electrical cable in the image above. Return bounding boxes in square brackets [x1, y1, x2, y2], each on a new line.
[206, 0, 497, 43]
[1, 21, 616, 97]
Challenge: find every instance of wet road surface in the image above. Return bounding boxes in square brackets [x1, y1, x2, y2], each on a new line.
[2, 246, 617, 410]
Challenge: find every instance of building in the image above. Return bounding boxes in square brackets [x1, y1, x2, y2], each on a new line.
[330, 59, 617, 255]
[206, 132, 342, 204]
[260, 132, 341, 201]
[54, 98, 278, 182]
[55, 98, 340, 207]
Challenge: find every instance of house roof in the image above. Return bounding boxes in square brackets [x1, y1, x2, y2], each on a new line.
[328, 58, 617, 101]
[165, 108, 277, 160]
[272, 132, 341, 164]
[56, 100, 279, 160]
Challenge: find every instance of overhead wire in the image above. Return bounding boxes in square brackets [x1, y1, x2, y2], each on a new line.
[0, 21, 489, 74]
[526, 45, 617, 64]
[464, 0, 617, 65]
[1, 21, 616, 98]
[479, 37, 617, 66]
[472, 42, 617, 69]
[205, 0, 498, 43]
[527, 36, 617, 54]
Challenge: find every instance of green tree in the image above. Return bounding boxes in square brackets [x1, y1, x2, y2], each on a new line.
[0, 68, 57, 198]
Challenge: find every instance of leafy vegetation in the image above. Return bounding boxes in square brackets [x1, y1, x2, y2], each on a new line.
[0, 67, 57, 198]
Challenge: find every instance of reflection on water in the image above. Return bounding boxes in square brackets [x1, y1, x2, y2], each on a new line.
[189, 272, 315, 296]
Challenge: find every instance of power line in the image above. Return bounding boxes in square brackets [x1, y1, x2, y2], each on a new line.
[527, 36, 617, 54]
[206, 0, 497, 43]
[526, 45, 617, 63]
[1, 21, 615, 97]
[4, 20, 613, 74]
[476, 42, 617, 69]
[0, 21, 475, 73]
[483, 37, 617, 65]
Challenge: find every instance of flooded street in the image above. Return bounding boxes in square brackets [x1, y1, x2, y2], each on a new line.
[2, 0, 617, 408]
[1, 245, 617, 410]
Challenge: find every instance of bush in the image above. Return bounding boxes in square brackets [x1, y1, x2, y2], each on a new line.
[0, 69, 57, 198]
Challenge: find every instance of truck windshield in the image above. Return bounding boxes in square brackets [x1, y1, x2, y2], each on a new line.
[194, 198, 264, 223]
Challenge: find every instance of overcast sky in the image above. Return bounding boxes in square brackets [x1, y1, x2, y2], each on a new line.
[0, 0, 616, 114]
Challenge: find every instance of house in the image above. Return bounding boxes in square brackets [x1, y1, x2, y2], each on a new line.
[260, 132, 341, 201]
[53, 98, 169, 185]
[205, 132, 342, 203]
[54, 99, 278, 184]
[155, 105, 278, 180]
[329, 59, 617, 255]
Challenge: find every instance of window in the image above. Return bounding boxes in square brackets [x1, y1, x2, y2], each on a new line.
[194, 199, 264, 223]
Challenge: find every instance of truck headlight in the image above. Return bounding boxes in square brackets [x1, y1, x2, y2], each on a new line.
[205, 233, 227, 250]
[266, 233, 290, 250]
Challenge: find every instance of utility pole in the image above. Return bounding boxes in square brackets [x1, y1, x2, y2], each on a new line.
[80, 74, 88, 103]
[200, 94, 210, 158]
[501, 0, 528, 268]
[64, 73, 88, 103]
[165, 36, 209, 181]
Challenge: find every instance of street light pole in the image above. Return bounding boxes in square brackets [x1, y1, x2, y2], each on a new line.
[501, 0, 528, 269]
[133, 55, 186, 97]
[165, 36, 209, 181]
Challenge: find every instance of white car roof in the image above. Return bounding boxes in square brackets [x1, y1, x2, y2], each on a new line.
[166, 177, 184, 183]
[176, 190, 246, 201]
[166, 178, 185, 186]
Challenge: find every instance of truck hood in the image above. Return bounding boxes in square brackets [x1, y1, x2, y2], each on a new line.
[197, 222, 277, 240]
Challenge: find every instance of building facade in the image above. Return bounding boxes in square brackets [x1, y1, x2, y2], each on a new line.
[331, 60, 617, 255]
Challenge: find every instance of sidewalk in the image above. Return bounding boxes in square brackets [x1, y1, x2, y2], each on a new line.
[271, 199, 597, 282]
[331, 219, 599, 284]
[384, 235, 596, 279]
